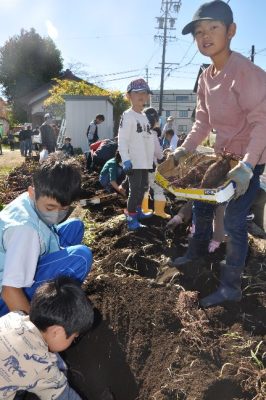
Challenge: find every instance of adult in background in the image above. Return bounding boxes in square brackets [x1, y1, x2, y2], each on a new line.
[32, 125, 41, 152]
[19, 126, 26, 156]
[86, 114, 105, 146]
[24, 125, 33, 157]
[7, 130, 15, 151]
[40, 113, 57, 153]
[162, 116, 175, 139]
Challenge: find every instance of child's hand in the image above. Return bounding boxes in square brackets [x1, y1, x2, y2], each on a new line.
[118, 186, 126, 196]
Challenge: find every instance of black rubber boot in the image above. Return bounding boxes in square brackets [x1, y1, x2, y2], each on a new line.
[169, 237, 209, 267]
[200, 262, 243, 308]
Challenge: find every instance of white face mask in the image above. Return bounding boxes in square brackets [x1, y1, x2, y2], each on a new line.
[36, 207, 69, 226]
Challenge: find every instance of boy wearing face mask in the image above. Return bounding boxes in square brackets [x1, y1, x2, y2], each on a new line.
[0, 153, 93, 316]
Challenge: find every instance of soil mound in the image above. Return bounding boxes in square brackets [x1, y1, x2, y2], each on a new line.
[1, 158, 265, 400]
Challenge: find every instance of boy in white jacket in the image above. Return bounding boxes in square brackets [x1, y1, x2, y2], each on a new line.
[118, 78, 155, 230]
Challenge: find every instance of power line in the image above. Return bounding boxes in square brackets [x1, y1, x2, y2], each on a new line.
[88, 69, 140, 79]
[92, 74, 139, 85]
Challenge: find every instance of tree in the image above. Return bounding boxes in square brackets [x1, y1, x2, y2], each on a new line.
[44, 79, 129, 134]
[0, 28, 63, 120]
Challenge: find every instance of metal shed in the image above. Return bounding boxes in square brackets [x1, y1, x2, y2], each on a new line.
[63, 95, 114, 152]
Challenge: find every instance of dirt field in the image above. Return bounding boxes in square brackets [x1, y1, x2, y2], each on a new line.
[0, 158, 265, 400]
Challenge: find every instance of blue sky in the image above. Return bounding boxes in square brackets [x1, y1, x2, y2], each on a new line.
[0, 0, 266, 93]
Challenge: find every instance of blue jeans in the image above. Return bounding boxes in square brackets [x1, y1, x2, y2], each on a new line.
[0, 219, 93, 316]
[192, 164, 264, 267]
[24, 138, 32, 156]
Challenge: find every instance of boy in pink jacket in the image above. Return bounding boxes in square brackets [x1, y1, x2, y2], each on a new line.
[169, 0, 266, 307]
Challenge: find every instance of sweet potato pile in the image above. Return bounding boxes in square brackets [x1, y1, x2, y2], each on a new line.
[169, 154, 233, 189]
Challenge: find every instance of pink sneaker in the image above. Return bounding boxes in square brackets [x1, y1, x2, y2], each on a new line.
[208, 240, 221, 253]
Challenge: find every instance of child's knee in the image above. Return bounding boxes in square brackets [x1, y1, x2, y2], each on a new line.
[67, 218, 85, 231]
[75, 245, 93, 271]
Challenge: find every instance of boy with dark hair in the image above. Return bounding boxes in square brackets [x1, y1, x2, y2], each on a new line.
[162, 128, 175, 151]
[162, 128, 179, 153]
[61, 137, 74, 157]
[0, 276, 94, 399]
[0, 153, 93, 317]
[86, 114, 105, 146]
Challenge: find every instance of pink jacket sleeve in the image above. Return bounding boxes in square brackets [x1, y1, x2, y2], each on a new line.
[234, 66, 266, 167]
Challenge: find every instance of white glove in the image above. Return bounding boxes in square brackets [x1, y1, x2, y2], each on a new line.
[227, 161, 253, 199]
[166, 215, 183, 230]
[167, 147, 188, 166]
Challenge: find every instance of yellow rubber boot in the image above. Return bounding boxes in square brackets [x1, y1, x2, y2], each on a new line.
[141, 196, 153, 214]
[154, 200, 171, 219]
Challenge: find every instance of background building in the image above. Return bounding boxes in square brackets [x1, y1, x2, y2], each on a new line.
[150, 89, 196, 134]
[63, 95, 114, 152]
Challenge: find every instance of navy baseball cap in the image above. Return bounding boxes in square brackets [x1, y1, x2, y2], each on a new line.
[182, 0, 234, 35]
[127, 78, 153, 94]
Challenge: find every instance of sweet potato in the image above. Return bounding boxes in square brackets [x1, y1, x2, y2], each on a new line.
[172, 158, 216, 188]
[200, 157, 231, 188]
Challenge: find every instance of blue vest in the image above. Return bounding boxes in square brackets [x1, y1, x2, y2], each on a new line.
[0, 193, 60, 289]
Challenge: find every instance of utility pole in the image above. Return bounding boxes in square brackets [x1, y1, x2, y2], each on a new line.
[251, 45, 255, 63]
[145, 66, 150, 106]
[155, 0, 182, 116]
[145, 66, 149, 83]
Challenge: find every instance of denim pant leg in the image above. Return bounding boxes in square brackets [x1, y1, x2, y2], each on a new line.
[225, 164, 264, 267]
[193, 201, 216, 242]
[56, 218, 84, 247]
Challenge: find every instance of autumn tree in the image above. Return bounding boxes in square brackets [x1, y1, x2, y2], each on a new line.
[0, 28, 63, 120]
[44, 79, 129, 134]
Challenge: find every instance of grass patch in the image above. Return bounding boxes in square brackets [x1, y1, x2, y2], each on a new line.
[82, 211, 99, 247]
[0, 165, 14, 179]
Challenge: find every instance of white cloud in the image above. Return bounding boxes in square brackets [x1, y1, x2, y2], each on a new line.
[0, 0, 21, 10]
[45, 20, 58, 40]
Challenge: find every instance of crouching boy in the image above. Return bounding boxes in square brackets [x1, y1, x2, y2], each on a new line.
[0, 276, 94, 399]
[0, 153, 93, 316]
